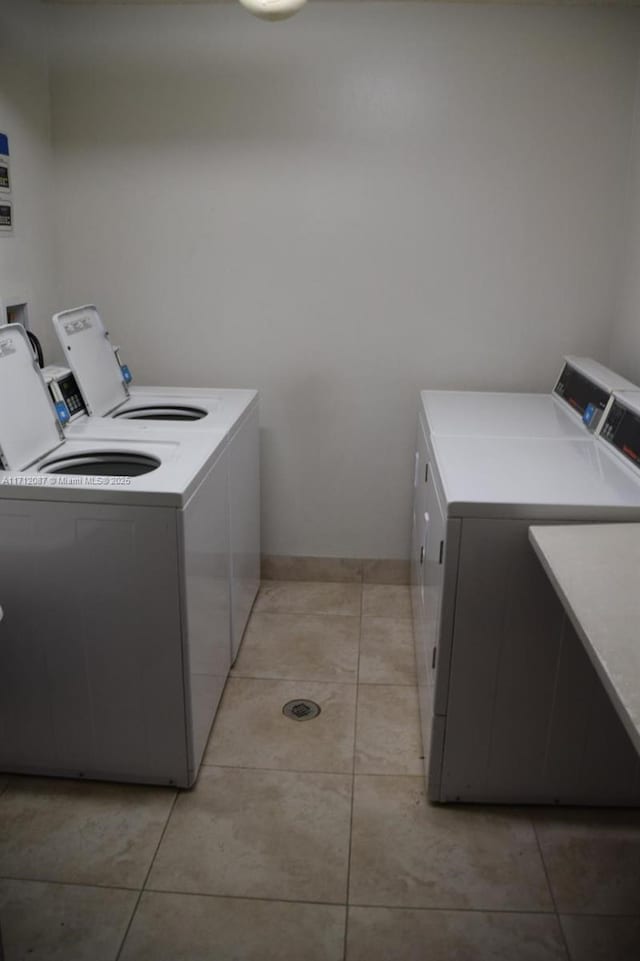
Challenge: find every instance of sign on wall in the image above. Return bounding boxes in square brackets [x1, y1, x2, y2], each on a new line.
[0, 201, 13, 232]
[0, 133, 13, 233]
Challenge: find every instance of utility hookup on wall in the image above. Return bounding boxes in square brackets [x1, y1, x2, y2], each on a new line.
[0, 297, 30, 330]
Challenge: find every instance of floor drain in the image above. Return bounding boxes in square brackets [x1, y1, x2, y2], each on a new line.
[282, 699, 321, 721]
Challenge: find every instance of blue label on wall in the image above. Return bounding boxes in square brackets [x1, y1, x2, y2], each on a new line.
[0, 133, 8, 157]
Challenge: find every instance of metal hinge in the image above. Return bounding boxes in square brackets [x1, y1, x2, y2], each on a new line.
[438, 540, 444, 564]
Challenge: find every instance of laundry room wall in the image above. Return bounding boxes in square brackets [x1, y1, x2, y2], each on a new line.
[609, 59, 640, 383]
[0, 0, 59, 358]
[47, 2, 640, 560]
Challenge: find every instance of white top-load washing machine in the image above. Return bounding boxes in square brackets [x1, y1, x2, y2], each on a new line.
[49, 305, 259, 661]
[411, 392, 640, 807]
[420, 356, 639, 440]
[0, 324, 230, 787]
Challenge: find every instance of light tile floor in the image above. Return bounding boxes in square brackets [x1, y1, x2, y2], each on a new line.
[1, 581, 640, 959]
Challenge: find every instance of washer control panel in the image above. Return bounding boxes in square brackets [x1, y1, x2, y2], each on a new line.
[43, 365, 87, 425]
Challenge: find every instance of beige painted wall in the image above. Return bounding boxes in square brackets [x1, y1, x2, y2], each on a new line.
[610, 58, 640, 382]
[47, 3, 640, 557]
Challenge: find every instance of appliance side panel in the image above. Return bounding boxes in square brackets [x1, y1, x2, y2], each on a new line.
[441, 517, 640, 804]
[433, 516, 461, 719]
[412, 421, 431, 785]
[0, 500, 188, 784]
[483, 524, 567, 797]
[411, 411, 462, 800]
[547, 614, 640, 804]
[228, 405, 260, 661]
[0, 513, 60, 767]
[441, 518, 564, 800]
[179, 448, 231, 781]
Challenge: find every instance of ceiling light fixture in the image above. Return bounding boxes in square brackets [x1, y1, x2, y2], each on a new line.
[238, 0, 307, 22]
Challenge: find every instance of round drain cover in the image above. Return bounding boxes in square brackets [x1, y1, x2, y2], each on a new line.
[282, 699, 321, 721]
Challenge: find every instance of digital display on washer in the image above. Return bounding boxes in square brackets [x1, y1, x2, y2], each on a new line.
[600, 400, 640, 467]
[554, 363, 610, 417]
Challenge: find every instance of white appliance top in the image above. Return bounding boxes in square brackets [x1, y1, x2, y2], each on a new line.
[0, 324, 65, 470]
[420, 391, 585, 439]
[52, 304, 259, 430]
[0, 323, 228, 503]
[430, 434, 640, 520]
[421, 357, 639, 441]
[0, 428, 227, 508]
[52, 305, 129, 417]
[65, 387, 258, 442]
[119, 387, 258, 432]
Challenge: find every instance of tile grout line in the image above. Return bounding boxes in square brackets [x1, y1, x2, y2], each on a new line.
[253, 608, 361, 618]
[116, 885, 588, 916]
[0, 875, 142, 894]
[228, 674, 360, 687]
[114, 789, 180, 961]
[230, 674, 414, 687]
[200, 761, 355, 777]
[342, 583, 365, 959]
[531, 817, 572, 961]
[1, 869, 631, 919]
[251, 612, 411, 622]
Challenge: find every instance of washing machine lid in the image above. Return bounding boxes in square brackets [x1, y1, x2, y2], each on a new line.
[52, 305, 128, 417]
[0, 324, 65, 470]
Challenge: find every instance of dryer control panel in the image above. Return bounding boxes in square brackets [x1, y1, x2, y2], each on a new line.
[554, 362, 610, 419]
[600, 397, 640, 468]
[43, 365, 87, 425]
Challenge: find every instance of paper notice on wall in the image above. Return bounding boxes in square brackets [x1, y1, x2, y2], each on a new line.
[0, 133, 12, 230]
[0, 201, 13, 232]
[0, 160, 10, 193]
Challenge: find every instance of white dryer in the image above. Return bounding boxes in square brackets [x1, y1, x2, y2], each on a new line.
[50, 305, 260, 661]
[0, 324, 230, 787]
[420, 356, 639, 441]
[412, 412, 640, 806]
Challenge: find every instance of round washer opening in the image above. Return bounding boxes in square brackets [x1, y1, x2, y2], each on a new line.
[40, 451, 161, 477]
[113, 405, 207, 422]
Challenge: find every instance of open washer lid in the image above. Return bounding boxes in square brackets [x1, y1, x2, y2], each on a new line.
[0, 324, 65, 470]
[52, 305, 210, 422]
[52, 304, 129, 417]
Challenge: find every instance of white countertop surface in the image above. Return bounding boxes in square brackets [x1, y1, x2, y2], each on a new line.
[529, 523, 640, 755]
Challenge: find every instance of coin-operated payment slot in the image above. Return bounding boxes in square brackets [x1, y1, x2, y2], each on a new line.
[42, 365, 88, 426]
